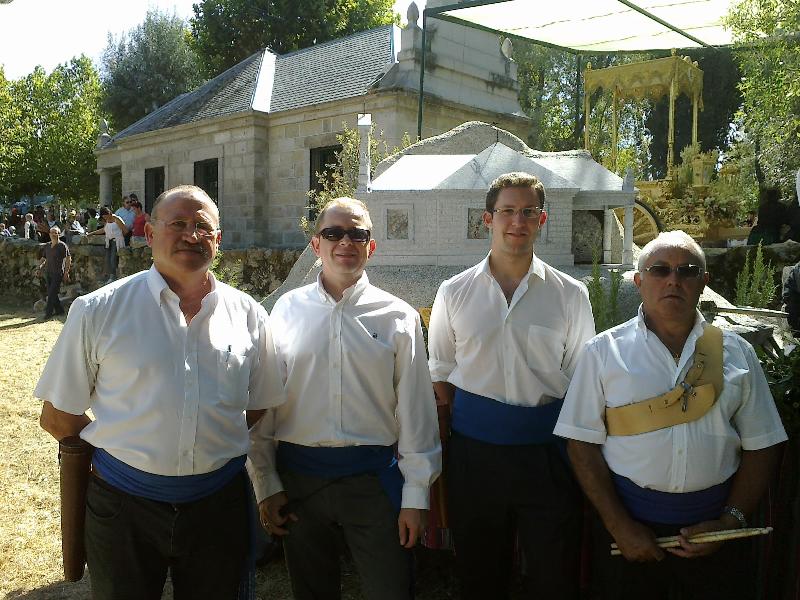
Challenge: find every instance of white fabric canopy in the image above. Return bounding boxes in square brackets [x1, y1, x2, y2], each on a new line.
[436, 0, 736, 52]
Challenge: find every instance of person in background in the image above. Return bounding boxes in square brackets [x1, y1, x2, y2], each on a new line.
[87, 207, 127, 283]
[86, 208, 99, 233]
[36, 226, 71, 319]
[783, 258, 800, 336]
[130, 199, 150, 248]
[64, 210, 85, 241]
[23, 213, 37, 240]
[115, 196, 136, 246]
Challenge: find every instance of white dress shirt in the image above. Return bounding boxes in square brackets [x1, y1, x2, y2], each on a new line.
[428, 252, 595, 406]
[104, 221, 125, 248]
[248, 272, 442, 509]
[555, 307, 788, 493]
[35, 265, 285, 476]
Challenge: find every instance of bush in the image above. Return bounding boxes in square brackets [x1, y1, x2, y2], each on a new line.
[587, 251, 624, 332]
[734, 242, 777, 308]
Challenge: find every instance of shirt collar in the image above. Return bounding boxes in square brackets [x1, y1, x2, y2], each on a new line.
[315, 271, 370, 304]
[635, 304, 707, 340]
[474, 251, 545, 282]
[146, 264, 218, 307]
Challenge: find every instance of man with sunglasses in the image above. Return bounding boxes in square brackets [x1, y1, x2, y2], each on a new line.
[556, 230, 786, 600]
[36, 185, 284, 599]
[249, 197, 441, 600]
[428, 172, 595, 599]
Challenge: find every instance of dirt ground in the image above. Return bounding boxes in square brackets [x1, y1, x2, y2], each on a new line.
[0, 301, 456, 600]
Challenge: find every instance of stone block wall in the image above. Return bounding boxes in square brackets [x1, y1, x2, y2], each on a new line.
[0, 237, 301, 304]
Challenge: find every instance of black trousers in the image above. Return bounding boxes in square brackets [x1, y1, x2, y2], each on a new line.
[45, 272, 64, 317]
[447, 432, 583, 600]
[85, 472, 248, 600]
[279, 468, 413, 600]
[590, 512, 754, 600]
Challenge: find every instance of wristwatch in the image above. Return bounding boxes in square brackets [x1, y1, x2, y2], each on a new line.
[722, 505, 747, 529]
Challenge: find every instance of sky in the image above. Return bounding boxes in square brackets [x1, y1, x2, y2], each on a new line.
[0, 0, 426, 80]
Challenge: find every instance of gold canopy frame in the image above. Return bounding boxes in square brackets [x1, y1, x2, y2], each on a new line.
[584, 52, 704, 173]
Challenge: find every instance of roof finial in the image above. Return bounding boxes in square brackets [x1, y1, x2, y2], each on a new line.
[407, 2, 419, 28]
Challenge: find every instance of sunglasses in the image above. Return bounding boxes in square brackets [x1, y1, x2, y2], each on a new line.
[643, 264, 704, 279]
[317, 226, 371, 243]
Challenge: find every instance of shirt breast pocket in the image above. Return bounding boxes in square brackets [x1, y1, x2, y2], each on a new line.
[699, 381, 741, 437]
[526, 325, 566, 374]
[216, 347, 253, 407]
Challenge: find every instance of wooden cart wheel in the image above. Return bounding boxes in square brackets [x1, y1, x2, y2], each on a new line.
[614, 199, 662, 247]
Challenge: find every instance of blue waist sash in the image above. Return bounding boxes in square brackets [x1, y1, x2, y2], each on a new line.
[612, 473, 731, 525]
[276, 442, 404, 511]
[451, 387, 563, 445]
[92, 448, 246, 504]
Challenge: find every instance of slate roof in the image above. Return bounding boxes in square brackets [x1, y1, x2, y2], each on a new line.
[267, 25, 395, 113]
[104, 25, 397, 147]
[110, 51, 264, 144]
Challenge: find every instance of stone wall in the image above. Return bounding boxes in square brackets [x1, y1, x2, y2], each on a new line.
[0, 236, 301, 304]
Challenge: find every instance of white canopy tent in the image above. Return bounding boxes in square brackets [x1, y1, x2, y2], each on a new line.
[415, 0, 738, 137]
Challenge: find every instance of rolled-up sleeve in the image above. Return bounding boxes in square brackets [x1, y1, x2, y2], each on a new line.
[34, 297, 97, 414]
[395, 313, 442, 509]
[554, 340, 608, 444]
[428, 281, 457, 383]
[734, 342, 788, 450]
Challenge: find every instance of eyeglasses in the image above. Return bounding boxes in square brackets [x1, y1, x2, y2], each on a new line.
[643, 264, 704, 279]
[154, 219, 218, 238]
[317, 226, 371, 243]
[491, 207, 542, 219]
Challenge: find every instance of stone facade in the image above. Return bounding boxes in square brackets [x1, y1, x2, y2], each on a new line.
[95, 18, 530, 250]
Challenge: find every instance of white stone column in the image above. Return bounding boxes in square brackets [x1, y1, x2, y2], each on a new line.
[623, 204, 634, 266]
[603, 208, 613, 264]
[98, 169, 113, 207]
[357, 113, 371, 194]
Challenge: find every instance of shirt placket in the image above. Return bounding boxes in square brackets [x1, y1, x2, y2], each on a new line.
[329, 302, 344, 436]
[669, 359, 689, 491]
[177, 314, 200, 475]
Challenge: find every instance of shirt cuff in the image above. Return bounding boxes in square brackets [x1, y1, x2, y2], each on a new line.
[247, 469, 285, 504]
[401, 484, 430, 510]
[429, 360, 456, 383]
[740, 429, 788, 451]
[553, 422, 606, 445]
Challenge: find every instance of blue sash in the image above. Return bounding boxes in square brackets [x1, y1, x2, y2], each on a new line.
[612, 473, 732, 525]
[276, 442, 404, 511]
[91, 448, 246, 504]
[451, 387, 563, 445]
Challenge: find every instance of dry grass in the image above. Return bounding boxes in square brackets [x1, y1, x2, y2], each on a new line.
[0, 302, 455, 600]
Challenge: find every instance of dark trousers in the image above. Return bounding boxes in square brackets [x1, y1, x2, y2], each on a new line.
[447, 432, 583, 600]
[279, 468, 413, 600]
[104, 240, 118, 280]
[45, 272, 64, 317]
[85, 472, 248, 600]
[590, 513, 754, 600]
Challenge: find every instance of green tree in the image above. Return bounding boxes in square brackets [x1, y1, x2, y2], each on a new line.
[190, 0, 398, 77]
[727, 0, 800, 192]
[1, 57, 103, 203]
[0, 67, 22, 199]
[101, 9, 204, 131]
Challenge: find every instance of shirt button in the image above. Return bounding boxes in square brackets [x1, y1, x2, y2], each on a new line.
[672, 486, 679, 491]
[677, 449, 683, 455]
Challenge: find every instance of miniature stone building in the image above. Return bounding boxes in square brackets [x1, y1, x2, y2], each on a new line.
[361, 121, 635, 266]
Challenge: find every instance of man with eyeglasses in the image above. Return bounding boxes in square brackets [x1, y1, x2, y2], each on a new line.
[36, 185, 285, 600]
[555, 230, 786, 600]
[427, 172, 595, 599]
[115, 195, 136, 246]
[248, 197, 441, 600]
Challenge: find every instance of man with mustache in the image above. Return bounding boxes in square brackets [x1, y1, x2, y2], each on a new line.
[36, 185, 284, 600]
[556, 230, 787, 600]
[249, 197, 441, 600]
[427, 172, 595, 599]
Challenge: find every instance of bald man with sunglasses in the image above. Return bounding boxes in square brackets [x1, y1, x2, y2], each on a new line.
[248, 197, 441, 600]
[556, 230, 786, 600]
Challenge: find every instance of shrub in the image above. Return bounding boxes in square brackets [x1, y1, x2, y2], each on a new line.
[734, 242, 777, 308]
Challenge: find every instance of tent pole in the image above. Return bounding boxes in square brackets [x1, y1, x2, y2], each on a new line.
[417, 11, 428, 141]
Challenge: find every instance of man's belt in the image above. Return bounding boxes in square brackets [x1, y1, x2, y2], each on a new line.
[605, 325, 723, 436]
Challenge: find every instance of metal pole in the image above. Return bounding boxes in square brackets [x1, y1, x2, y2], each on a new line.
[416, 11, 428, 141]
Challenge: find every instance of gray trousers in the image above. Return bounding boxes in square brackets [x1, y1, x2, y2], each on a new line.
[104, 240, 118, 279]
[279, 468, 413, 600]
